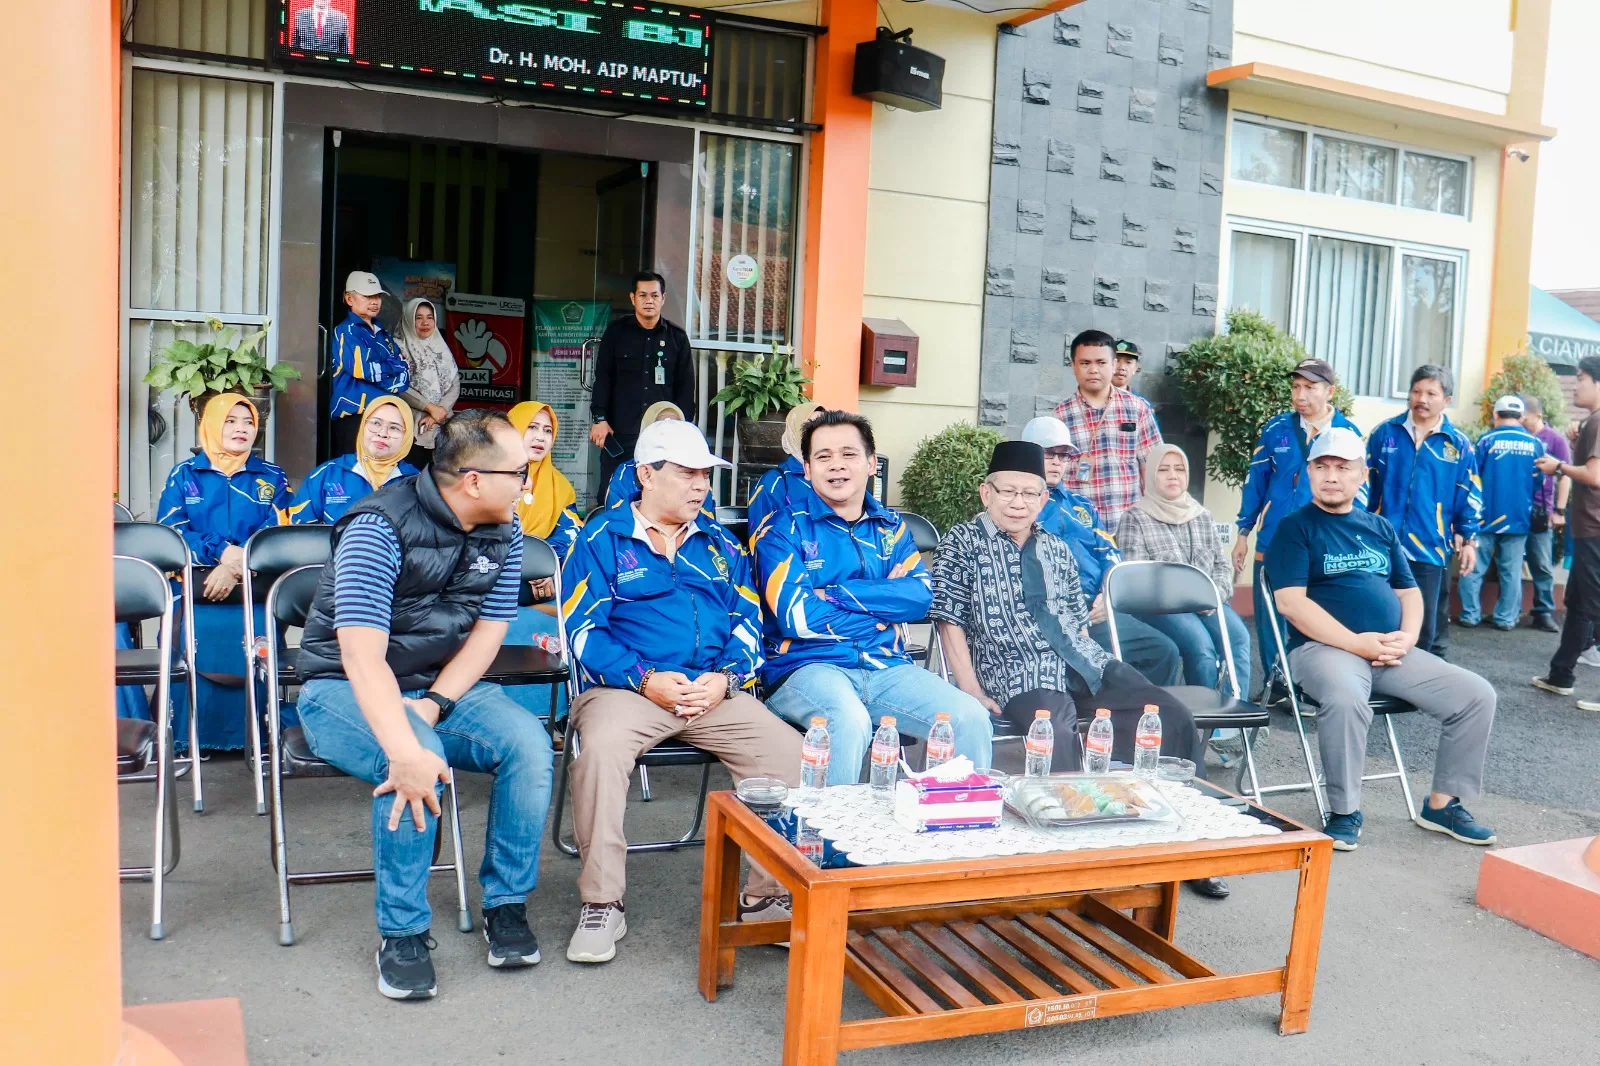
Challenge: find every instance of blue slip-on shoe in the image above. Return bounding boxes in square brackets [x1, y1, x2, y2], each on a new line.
[1415, 799, 1497, 845]
[1323, 810, 1362, 851]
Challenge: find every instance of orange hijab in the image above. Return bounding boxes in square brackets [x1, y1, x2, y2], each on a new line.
[357, 395, 415, 487]
[198, 393, 258, 478]
[507, 401, 577, 537]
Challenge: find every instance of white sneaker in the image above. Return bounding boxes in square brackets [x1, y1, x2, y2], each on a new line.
[566, 902, 626, 964]
[1577, 647, 1600, 668]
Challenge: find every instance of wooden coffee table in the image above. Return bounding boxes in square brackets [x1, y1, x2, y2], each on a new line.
[698, 782, 1331, 1066]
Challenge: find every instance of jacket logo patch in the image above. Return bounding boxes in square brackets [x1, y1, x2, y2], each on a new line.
[255, 479, 276, 503]
[712, 550, 730, 578]
[618, 546, 640, 571]
[468, 555, 500, 574]
[1442, 442, 1459, 462]
[1072, 506, 1093, 527]
[328, 481, 346, 496]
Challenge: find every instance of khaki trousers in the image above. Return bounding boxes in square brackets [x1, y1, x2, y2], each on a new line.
[569, 688, 801, 904]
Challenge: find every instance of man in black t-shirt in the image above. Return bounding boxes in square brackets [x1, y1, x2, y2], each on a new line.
[1535, 355, 1600, 704]
[588, 271, 696, 492]
[1267, 428, 1496, 852]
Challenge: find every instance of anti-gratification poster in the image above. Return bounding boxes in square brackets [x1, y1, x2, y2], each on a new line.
[533, 300, 612, 509]
[445, 292, 526, 408]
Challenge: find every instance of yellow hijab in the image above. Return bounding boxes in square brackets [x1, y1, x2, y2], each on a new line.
[198, 393, 257, 478]
[507, 401, 577, 537]
[357, 395, 415, 487]
[638, 400, 683, 433]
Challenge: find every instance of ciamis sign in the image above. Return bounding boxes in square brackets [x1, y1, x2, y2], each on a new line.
[272, 0, 712, 109]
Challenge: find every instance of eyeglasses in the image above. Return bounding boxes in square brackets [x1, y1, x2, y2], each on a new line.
[990, 487, 1045, 503]
[449, 467, 527, 479]
[367, 422, 408, 438]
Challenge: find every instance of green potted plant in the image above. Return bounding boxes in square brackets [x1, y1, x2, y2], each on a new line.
[711, 343, 812, 466]
[1168, 309, 1354, 488]
[1470, 351, 1568, 436]
[143, 318, 300, 432]
[899, 423, 1004, 535]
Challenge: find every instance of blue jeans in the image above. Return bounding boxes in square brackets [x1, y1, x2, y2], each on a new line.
[296, 679, 555, 938]
[1088, 613, 1181, 685]
[765, 663, 994, 785]
[1412, 561, 1451, 657]
[1457, 532, 1528, 627]
[1142, 605, 1253, 695]
[1525, 529, 1556, 617]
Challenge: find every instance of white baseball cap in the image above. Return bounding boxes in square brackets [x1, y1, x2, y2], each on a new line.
[1021, 416, 1078, 452]
[1307, 426, 1366, 463]
[634, 418, 731, 470]
[345, 270, 386, 296]
[1494, 394, 1525, 416]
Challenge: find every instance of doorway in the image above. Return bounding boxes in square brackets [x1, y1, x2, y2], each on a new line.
[320, 132, 654, 506]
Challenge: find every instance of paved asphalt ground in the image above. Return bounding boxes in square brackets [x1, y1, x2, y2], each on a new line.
[120, 623, 1600, 1065]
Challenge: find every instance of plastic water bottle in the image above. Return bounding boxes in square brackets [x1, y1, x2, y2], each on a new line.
[869, 716, 900, 800]
[1084, 708, 1114, 774]
[796, 815, 824, 867]
[924, 712, 956, 771]
[1134, 704, 1162, 779]
[800, 716, 831, 794]
[1024, 710, 1054, 777]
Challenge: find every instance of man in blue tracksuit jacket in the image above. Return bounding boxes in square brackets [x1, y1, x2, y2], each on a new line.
[1366, 364, 1483, 659]
[752, 410, 993, 784]
[329, 270, 410, 457]
[1234, 359, 1365, 683]
[1022, 416, 1181, 685]
[1458, 395, 1545, 629]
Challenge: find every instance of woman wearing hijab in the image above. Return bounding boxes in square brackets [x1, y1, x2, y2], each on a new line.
[156, 394, 293, 751]
[746, 400, 824, 535]
[284, 395, 417, 524]
[1113, 444, 1252, 698]
[602, 401, 683, 508]
[504, 401, 582, 720]
[398, 297, 460, 467]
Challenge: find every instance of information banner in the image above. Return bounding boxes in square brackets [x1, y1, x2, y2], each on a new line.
[370, 256, 456, 334]
[445, 292, 526, 408]
[532, 300, 612, 509]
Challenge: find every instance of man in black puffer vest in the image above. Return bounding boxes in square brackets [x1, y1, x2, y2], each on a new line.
[297, 409, 554, 1001]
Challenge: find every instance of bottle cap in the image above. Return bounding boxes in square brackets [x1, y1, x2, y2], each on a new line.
[1034, 709, 1051, 719]
[1144, 704, 1159, 713]
[1095, 707, 1111, 716]
[935, 711, 950, 722]
[810, 716, 826, 727]
[880, 715, 896, 727]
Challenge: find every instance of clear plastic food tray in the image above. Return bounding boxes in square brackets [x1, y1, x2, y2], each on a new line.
[1002, 773, 1181, 830]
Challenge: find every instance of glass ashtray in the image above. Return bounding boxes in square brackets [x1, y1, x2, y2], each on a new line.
[1156, 757, 1196, 783]
[735, 776, 789, 817]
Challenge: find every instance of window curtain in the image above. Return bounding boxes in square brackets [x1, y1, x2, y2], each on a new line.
[1398, 256, 1457, 384]
[1310, 135, 1396, 203]
[131, 0, 266, 59]
[125, 68, 273, 517]
[1302, 236, 1392, 398]
[1228, 231, 1296, 331]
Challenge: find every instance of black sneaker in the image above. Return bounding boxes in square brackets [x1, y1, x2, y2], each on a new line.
[376, 932, 438, 1000]
[484, 902, 541, 968]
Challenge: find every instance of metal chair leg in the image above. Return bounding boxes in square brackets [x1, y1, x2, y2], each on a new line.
[246, 653, 268, 816]
[268, 705, 295, 947]
[149, 683, 175, 940]
[638, 764, 653, 802]
[184, 592, 204, 813]
[1384, 715, 1420, 822]
[447, 781, 472, 934]
[1241, 727, 1264, 805]
[1286, 692, 1329, 822]
[551, 729, 580, 857]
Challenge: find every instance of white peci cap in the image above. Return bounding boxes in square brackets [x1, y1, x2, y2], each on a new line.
[1020, 416, 1078, 452]
[1307, 426, 1366, 463]
[634, 418, 731, 470]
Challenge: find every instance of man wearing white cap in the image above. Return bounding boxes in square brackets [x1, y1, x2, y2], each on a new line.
[330, 270, 412, 457]
[1022, 416, 1181, 685]
[1458, 396, 1547, 630]
[1267, 427, 1497, 851]
[560, 418, 800, 964]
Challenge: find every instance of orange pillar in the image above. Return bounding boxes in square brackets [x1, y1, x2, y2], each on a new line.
[0, 2, 126, 1064]
[799, 0, 877, 410]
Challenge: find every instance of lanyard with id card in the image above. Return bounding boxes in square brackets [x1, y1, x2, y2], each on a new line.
[654, 337, 667, 385]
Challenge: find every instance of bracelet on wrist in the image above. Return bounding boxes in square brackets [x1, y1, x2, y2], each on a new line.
[638, 667, 656, 693]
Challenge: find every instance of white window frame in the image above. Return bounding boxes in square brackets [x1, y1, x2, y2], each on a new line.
[1229, 112, 1474, 220]
[1224, 216, 1469, 400]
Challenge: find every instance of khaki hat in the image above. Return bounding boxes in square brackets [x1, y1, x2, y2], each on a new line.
[345, 270, 386, 296]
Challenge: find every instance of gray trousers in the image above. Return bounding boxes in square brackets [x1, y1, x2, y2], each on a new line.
[1288, 642, 1496, 815]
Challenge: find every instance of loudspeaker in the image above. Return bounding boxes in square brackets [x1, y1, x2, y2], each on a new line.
[853, 30, 944, 113]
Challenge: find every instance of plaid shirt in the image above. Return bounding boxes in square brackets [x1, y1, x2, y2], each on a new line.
[1056, 388, 1162, 525]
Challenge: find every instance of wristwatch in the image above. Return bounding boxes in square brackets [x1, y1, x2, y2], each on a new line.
[723, 669, 744, 696]
[424, 691, 458, 723]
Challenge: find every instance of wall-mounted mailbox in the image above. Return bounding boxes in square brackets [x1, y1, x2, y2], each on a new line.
[861, 317, 919, 387]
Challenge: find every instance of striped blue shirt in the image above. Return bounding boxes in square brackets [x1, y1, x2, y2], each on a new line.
[333, 514, 522, 630]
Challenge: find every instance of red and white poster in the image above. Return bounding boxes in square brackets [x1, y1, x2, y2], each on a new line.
[445, 292, 525, 410]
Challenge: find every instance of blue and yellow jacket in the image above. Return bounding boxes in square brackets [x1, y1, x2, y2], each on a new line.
[1037, 483, 1120, 600]
[560, 505, 761, 692]
[1366, 413, 1482, 566]
[328, 312, 410, 421]
[603, 459, 640, 509]
[1475, 423, 1546, 536]
[156, 453, 292, 565]
[538, 506, 583, 564]
[1238, 410, 1367, 552]
[751, 491, 929, 688]
[282, 454, 418, 526]
[747, 456, 818, 537]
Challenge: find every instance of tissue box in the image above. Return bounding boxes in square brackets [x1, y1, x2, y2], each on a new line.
[893, 774, 1004, 833]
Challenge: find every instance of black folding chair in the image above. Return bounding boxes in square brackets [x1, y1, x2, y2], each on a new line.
[114, 521, 204, 811]
[715, 504, 748, 544]
[1258, 570, 1420, 823]
[114, 556, 181, 940]
[263, 564, 472, 946]
[242, 525, 333, 815]
[1103, 561, 1271, 802]
[113, 500, 134, 522]
[481, 536, 571, 717]
[895, 510, 941, 665]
